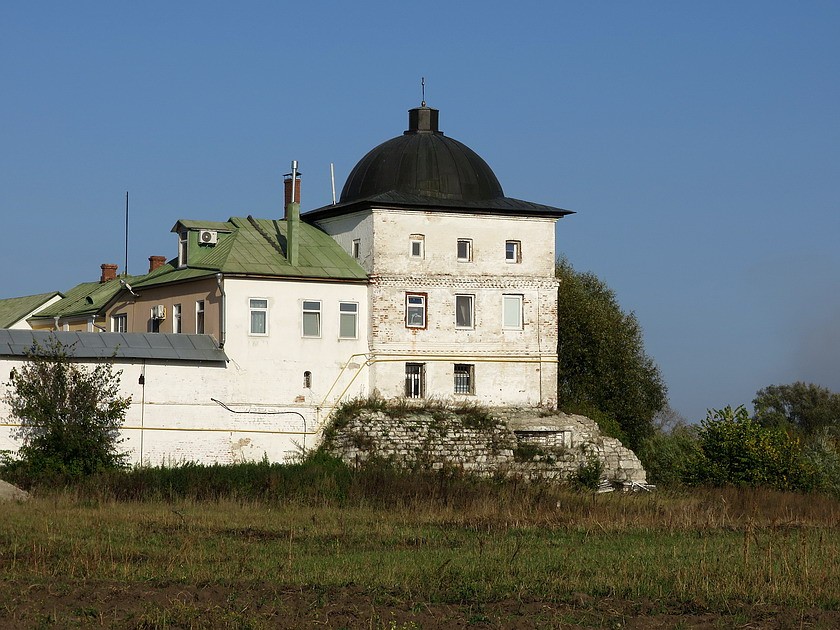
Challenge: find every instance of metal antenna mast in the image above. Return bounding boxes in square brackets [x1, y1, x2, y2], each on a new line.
[124, 191, 129, 276]
[421, 77, 426, 107]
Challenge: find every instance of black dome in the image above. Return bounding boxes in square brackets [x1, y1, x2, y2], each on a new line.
[340, 106, 504, 203]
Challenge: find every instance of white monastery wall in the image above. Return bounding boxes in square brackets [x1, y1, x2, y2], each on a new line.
[312, 211, 375, 273]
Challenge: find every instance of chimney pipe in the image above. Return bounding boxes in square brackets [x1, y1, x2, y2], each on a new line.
[100, 264, 118, 283]
[148, 255, 167, 273]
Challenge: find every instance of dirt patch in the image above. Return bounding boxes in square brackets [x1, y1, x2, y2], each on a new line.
[0, 479, 28, 502]
[1, 581, 838, 629]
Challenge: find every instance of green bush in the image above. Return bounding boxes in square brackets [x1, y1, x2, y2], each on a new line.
[637, 423, 700, 487]
[2, 337, 130, 482]
[688, 405, 815, 491]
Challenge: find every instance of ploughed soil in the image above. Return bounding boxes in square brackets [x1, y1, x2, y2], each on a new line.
[1, 581, 838, 629]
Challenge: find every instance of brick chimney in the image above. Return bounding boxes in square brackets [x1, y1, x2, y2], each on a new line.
[284, 171, 301, 215]
[100, 264, 118, 283]
[149, 255, 167, 272]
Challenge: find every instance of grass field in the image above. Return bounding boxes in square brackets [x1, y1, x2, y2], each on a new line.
[2, 465, 840, 628]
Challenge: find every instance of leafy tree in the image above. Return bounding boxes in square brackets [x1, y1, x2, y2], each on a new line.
[753, 382, 840, 436]
[2, 337, 131, 478]
[556, 258, 667, 450]
[689, 405, 814, 491]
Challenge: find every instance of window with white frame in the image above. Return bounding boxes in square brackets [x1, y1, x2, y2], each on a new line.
[302, 300, 321, 337]
[173, 303, 182, 333]
[502, 294, 523, 329]
[249, 298, 268, 335]
[409, 234, 425, 258]
[505, 240, 521, 263]
[456, 239, 472, 262]
[196, 300, 205, 334]
[405, 293, 427, 328]
[111, 314, 127, 333]
[454, 364, 475, 395]
[351, 239, 360, 259]
[405, 363, 425, 398]
[339, 302, 358, 339]
[455, 294, 474, 329]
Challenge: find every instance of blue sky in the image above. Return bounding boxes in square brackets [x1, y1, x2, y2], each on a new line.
[2, 2, 838, 423]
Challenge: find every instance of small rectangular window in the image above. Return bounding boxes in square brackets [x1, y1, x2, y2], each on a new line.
[455, 294, 474, 329]
[250, 298, 268, 335]
[111, 314, 127, 333]
[173, 304, 182, 333]
[302, 300, 321, 337]
[454, 364, 474, 395]
[405, 363, 425, 398]
[505, 240, 521, 263]
[406, 293, 427, 328]
[196, 300, 205, 334]
[502, 294, 523, 329]
[339, 302, 358, 339]
[178, 231, 188, 268]
[410, 234, 425, 258]
[351, 239, 361, 259]
[456, 239, 472, 261]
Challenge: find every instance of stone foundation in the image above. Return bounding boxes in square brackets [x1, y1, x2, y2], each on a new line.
[324, 408, 647, 483]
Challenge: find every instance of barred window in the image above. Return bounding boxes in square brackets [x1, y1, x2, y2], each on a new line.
[454, 364, 474, 395]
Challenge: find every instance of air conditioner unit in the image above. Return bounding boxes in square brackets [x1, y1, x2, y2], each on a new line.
[199, 229, 218, 245]
[151, 305, 166, 320]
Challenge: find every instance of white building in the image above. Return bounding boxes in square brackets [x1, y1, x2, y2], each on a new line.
[0, 103, 572, 465]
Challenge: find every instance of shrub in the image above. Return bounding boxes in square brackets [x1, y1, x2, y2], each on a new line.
[688, 405, 815, 491]
[2, 337, 130, 482]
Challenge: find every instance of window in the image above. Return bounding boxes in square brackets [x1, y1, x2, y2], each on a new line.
[339, 302, 358, 339]
[455, 294, 474, 329]
[303, 371, 312, 388]
[456, 239, 472, 261]
[111, 314, 127, 333]
[409, 234, 425, 258]
[454, 364, 475, 394]
[302, 300, 321, 337]
[173, 304, 182, 333]
[405, 363, 425, 398]
[502, 294, 523, 329]
[196, 300, 205, 334]
[178, 231, 188, 267]
[351, 239, 360, 259]
[150, 316, 161, 333]
[405, 293, 427, 328]
[249, 298, 268, 335]
[505, 240, 521, 263]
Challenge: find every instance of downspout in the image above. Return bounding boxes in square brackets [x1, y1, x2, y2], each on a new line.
[216, 273, 226, 348]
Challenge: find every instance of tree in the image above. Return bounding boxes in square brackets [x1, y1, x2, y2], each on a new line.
[556, 258, 667, 450]
[3, 337, 131, 477]
[753, 382, 840, 436]
[689, 405, 814, 491]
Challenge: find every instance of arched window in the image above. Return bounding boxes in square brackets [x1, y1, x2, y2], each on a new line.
[303, 371, 312, 389]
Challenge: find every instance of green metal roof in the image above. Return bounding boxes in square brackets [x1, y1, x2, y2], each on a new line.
[0, 292, 60, 328]
[30, 276, 143, 322]
[135, 215, 367, 289]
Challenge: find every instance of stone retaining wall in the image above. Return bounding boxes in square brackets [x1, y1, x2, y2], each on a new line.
[324, 408, 647, 483]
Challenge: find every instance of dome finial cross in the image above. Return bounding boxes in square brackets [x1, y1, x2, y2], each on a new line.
[421, 77, 426, 107]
